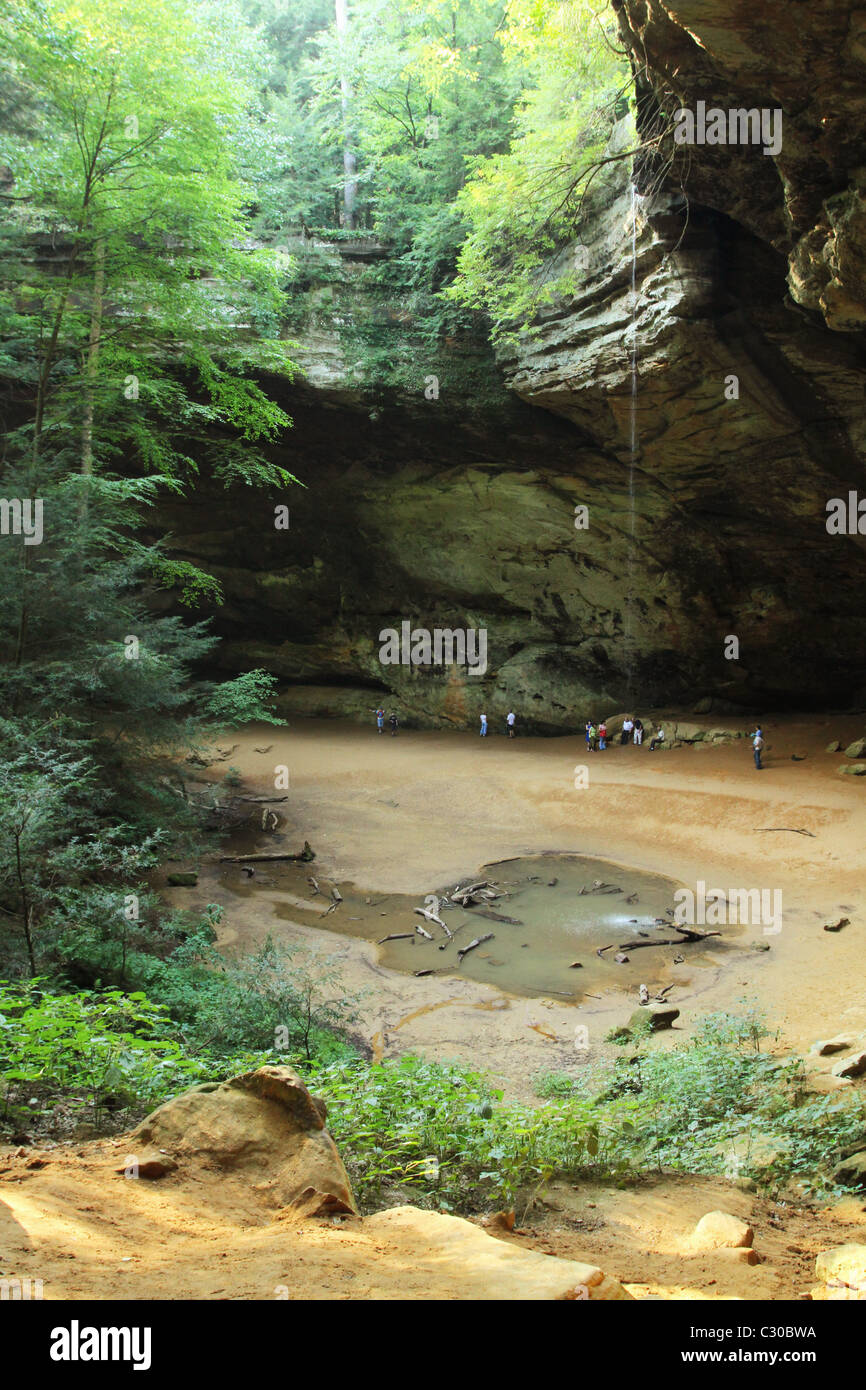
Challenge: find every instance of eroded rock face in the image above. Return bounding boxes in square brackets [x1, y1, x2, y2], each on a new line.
[617, 0, 866, 330]
[128, 1065, 357, 1216]
[159, 7, 866, 727]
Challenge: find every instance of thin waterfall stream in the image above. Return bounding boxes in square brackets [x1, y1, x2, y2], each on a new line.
[624, 180, 640, 702]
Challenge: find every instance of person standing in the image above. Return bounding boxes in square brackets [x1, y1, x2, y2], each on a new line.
[588, 721, 597, 751]
[373, 706, 385, 734]
[633, 717, 644, 746]
[480, 713, 488, 737]
[621, 716, 633, 745]
[506, 710, 516, 738]
[752, 726, 764, 770]
[598, 720, 608, 750]
[649, 726, 665, 752]
[585, 720, 592, 753]
[389, 711, 399, 736]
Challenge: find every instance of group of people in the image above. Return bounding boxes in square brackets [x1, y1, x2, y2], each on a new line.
[480, 711, 516, 738]
[372, 704, 766, 768]
[584, 716, 663, 752]
[373, 707, 400, 736]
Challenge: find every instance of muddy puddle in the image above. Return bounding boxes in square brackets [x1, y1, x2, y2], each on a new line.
[215, 848, 736, 1001]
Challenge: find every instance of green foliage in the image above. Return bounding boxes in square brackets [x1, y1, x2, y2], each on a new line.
[310, 1052, 631, 1212]
[0, 979, 211, 1134]
[204, 669, 285, 728]
[445, 0, 631, 340]
[0, 0, 297, 509]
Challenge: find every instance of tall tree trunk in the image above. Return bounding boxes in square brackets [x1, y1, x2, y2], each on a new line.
[14, 834, 36, 977]
[334, 0, 357, 229]
[81, 237, 105, 480]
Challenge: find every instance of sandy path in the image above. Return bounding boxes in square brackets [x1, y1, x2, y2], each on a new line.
[168, 712, 866, 1094]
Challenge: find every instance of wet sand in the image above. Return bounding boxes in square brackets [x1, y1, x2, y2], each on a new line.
[166, 712, 866, 1098]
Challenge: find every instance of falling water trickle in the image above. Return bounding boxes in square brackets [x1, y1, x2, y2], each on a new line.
[624, 181, 639, 702]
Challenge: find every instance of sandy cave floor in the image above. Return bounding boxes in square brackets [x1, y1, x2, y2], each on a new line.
[174, 712, 866, 1095]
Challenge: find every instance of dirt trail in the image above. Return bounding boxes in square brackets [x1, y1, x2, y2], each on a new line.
[1, 1141, 863, 1301]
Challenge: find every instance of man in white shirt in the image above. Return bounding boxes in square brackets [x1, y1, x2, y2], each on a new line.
[506, 711, 516, 738]
[621, 716, 634, 746]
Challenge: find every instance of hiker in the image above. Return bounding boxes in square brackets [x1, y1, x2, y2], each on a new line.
[480, 712, 488, 737]
[598, 720, 608, 750]
[752, 726, 764, 770]
[506, 710, 516, 738]
[649, 726, 665, 752]
[633, 717, 644, 746]
[585, 721, 592, 752]
[588, 721, 597, 751]
[621, 716, 633, 745]
[373, 706, 385, 734]
[389, 711, 399, 736]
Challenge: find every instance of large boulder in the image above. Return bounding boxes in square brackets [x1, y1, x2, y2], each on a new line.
[831, 1051, 866, 1079]
[627, 1006, 680, 1034]
[810, 1035, 854, 1056]
[813, 1244, 866, 1300]
[691, 1210, 754, 1251]
[833, 1152, 866, 1189]
[127, 1065, 357, 1216]
[363, 1206, 631, 1300]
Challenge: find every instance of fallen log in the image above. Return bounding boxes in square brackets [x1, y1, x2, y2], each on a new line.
[457, 932, 494, 962]
[413, 969, 436, 978]
[472, 909, 524, 925]
[377, 932, 414, 944]
[240, 795, 288, 804]
[415, 924, 433, 941]
[330, 886, 343, 904]
[616, 929, 722, 951]
[220, 841, 315, 863]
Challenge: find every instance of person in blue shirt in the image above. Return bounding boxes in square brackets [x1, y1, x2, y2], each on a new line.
[373, 706, 385, 734]
[752, 727, 764, 770]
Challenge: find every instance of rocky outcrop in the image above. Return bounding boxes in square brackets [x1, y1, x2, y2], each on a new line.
[127, 1065, 357, 1216]
[363, 1206, 631, 1299]
[159, 6, 866, 727]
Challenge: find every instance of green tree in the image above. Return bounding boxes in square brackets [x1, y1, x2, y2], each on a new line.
[0, 0, 297, 496]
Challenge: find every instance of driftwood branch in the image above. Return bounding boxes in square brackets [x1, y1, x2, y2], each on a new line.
[754, 827, 816, 837]
[377, 932, 414, 944]
[616, 928, 722, 951]
[457, 932, 494, 962]
[220, 841, 315, 864]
